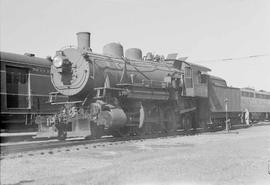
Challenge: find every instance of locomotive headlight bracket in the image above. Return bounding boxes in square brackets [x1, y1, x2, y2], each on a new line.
[53, 56, 64, 68]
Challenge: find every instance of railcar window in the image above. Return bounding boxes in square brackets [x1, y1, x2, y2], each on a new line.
[254, 93, 270, 99]
[6, 66, 29, 108]
[256, 94, 261, 99]
[241, 91, 247, 97]
[241, 91, 254, 97]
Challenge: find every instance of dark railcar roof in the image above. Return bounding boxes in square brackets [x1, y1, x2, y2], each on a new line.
[0, 51, 51, 67]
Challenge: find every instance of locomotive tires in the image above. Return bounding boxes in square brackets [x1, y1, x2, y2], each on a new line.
[164, 108, 177, 133]
[135, 122, 152, 136]
[150, 122, 161, 135]
[182, 114, 192, 133]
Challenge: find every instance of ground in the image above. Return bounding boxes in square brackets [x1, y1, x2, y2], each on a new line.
[1, 125, 270, 185]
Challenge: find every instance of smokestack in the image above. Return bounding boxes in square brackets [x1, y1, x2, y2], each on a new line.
[76, 32, 91, 51]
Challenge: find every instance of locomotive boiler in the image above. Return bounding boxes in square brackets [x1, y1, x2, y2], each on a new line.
[38, 32, 194, 139]
[51, 32, 182, 98]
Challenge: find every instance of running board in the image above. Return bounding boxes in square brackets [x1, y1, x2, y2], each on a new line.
[179, 107, 196, 114]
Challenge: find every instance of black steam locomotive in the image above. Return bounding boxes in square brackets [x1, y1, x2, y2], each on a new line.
[35, 32, 270, 139]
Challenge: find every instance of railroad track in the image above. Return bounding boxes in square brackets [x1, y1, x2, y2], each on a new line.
[0, 129, 204, 157]
[0, 136, 127, 156]
[2, 122, 268, 157]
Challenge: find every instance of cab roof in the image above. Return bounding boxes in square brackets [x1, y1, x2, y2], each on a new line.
[187, 62, 211, 72]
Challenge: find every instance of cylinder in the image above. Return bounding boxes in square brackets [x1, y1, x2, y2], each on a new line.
[97, 108, 127, 129]
[125, 48, 142, 60]
[76, 32, 91, 50]
[103, 42, 124, 58]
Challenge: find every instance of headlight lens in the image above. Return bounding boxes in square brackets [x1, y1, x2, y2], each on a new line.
[53, 56, 63, 68]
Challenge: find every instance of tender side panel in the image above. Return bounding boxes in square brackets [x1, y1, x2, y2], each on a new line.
[209, 84, 241, 113]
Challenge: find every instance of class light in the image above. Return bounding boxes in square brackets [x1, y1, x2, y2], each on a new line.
[53, 56, 63, 68]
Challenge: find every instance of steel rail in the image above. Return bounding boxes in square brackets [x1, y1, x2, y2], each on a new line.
[1, 122, 269, 156]
[0, 129, 198, 156]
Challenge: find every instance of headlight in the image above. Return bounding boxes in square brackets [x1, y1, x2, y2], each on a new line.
[53, 56, 63, 68]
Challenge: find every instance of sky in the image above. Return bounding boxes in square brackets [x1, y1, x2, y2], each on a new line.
[1, 0, 270, 91]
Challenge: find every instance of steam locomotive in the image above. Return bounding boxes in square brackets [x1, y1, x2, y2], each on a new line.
[36, 32, 270, 139]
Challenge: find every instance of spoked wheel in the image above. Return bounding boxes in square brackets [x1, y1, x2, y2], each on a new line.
[135, 127, 145, 136]
[135, 122, 152, 136]
[150, 123, 161, 135]
[182, 114, 192, 133]
[164, 108, 177, 133]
